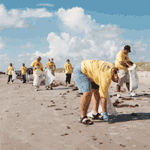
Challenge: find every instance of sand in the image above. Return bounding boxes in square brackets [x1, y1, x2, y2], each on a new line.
[0, 72, 150, 150]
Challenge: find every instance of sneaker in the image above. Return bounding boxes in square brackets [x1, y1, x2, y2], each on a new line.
[129, 92, 136, 97]
[117, 93, 121, 98]
[102, 112, 110, 122]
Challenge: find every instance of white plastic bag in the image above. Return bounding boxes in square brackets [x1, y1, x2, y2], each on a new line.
[45, 68, 56, 88]
[26, 73, 30, 83]
[12, 71, 17, 81]
[87, 92, 118, 117]
[33, 70, 43, 87]
[128, 64, 138, 92]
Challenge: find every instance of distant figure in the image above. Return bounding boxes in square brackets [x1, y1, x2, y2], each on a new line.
[45, 58, 56, 90]
[46, 58, 56, 76]
[64, 59, 73, 86]
[20, 63, 27, 83]
[7, 63, 14, 84]
[115, 45, 137, 98]
[30, 56, 43, 90]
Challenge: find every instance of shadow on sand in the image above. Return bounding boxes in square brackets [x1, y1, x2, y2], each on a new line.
[109, 113, 150, 124]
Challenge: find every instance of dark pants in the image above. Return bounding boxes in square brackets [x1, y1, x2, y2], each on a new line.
[65, 74, 71, 84]
[22, 75, 26, 83]
[8, 75, 13, 83]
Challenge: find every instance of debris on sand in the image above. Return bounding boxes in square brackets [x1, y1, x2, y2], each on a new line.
[122, 98, 134, 100]
[72, 86, 78, 91]
[31, 133, 34, 135]
[47, 105, 56, 107]
[61, 133, 68, 136]
[67, 126, 71, 129]
[55, 108, 62, 110]
[119, 144, 126, 148]
[99, 142, 103, 145]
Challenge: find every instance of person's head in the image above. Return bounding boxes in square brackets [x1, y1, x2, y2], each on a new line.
[123, 45, 131, 54]
[50, 58, 53, 62]
[66, 59, 70, 63]
[111, 67, 119, 83]
[10, 63, 12, 67]
[37, 56, 42, 62]
[22, 63, 25, 67]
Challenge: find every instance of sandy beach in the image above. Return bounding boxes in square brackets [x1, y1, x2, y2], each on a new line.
[0, 72, 150, 150]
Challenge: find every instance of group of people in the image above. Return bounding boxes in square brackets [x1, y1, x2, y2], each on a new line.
[7, 45, 137, 125]
[7, 57, 73, 90]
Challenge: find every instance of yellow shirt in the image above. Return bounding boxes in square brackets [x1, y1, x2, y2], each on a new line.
[46, 62, 55, 70]
[115, 50, 130, 71]
[64, 63, 72, 74]
[30, 60, 43, 76]
[20, 66, 27, 75]
[8, 67, 14, 75]
[81, 60, 114, 98]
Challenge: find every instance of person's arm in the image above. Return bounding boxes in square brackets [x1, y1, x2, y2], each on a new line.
[119, 61, 129, 68]
[41, 64, 43, 71]
[127, 61, 133, 66]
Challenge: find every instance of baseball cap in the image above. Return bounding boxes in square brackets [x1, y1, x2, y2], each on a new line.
[124, 45, 131, 52]
[37, 56, 42, 59]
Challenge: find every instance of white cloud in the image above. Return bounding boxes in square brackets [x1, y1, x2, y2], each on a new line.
[0, 37, 6, 49]
[19, 43, 34, 49]
[16, 7, 149, 69]
[21, 8, 52, 18]
[57, 7, 96, 33]
[36, 3, 55, 7]
[0, 4, 52, 30]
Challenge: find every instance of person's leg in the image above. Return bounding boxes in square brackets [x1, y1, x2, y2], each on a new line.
[22, 75, 25, 83]
[80, 91, 92, 118]
[91, 89, 100, 115]
[10, 75, 13, 82]
[24, 75, 26, 83]
[65, 74, 68, 85]
[68, 74, 71, 84]
[7, 75, 10, 83]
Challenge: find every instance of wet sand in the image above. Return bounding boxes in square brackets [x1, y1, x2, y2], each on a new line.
[0, 72, 150, 150]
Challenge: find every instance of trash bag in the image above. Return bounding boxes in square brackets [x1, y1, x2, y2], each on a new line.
[33, 70, 44, 87]
[26, 73, 30, 83]
[128, 64, 138, 92]
[12, 71, 17, 81]
[87, 92, 118, 117]
[45, 68, 56, 88]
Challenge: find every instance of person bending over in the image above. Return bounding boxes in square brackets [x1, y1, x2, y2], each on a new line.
[73, 60, 119, 125]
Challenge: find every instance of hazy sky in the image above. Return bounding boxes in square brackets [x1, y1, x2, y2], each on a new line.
[0, 0, 150, 72]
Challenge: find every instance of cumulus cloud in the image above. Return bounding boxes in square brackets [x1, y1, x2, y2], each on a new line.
[0, 37, 6, 49]
[19, 43, 34, 49]
[0, 4, 52, 30]
[57, 7, 96, 33]
[17, 7, 149, 68]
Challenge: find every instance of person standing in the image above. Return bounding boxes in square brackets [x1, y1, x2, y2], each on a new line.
[20, 63, 27, 83]
[64, 59, 73, 86]
[115, 45, 136, 98]
[30, 56, 43, 90]
[7, 63, 14, 84]
[73, 60, 119, 125]
[45, 58, 56, 90]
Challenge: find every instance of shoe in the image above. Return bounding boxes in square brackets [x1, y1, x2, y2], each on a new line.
[117, 93, 121, 98]
[102, 112, 110, 122]
[129, 92, 136, 97]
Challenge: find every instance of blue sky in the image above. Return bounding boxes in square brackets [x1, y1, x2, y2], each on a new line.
[0, 0, 150, 72]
